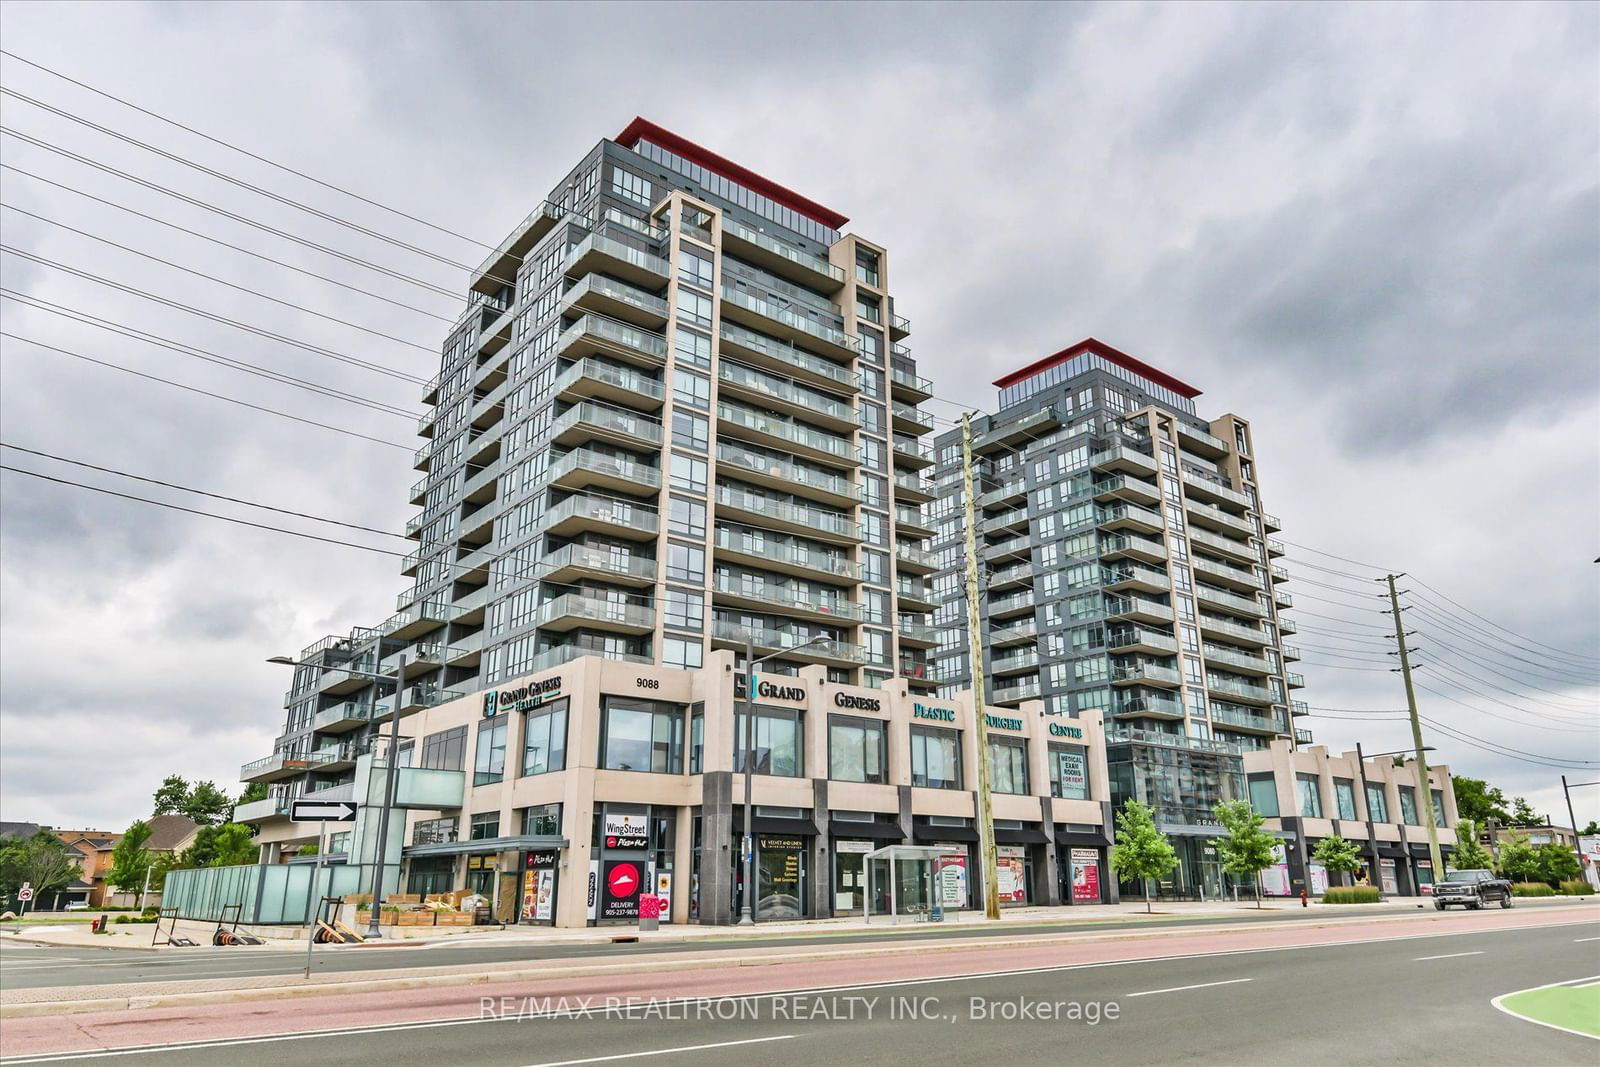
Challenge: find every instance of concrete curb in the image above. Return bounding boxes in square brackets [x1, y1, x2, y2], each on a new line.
[0, 932, 161, 953]
[11, 905, 1591, 1020]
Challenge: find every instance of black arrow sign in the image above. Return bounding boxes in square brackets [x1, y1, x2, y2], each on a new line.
[290, 800, 357, 822]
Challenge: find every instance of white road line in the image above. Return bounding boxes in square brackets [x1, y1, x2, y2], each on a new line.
[1125, 977, 1252, 997]
[1414, 951, 1485, 961]
[3, 918, 1595, 1063]
[518, 1035, 797, 1067]
[1574, 937, 1600, 943]
[1490, 975, 1600, 1041]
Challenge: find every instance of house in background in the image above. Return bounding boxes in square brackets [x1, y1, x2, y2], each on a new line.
[55, 830, 122, 907]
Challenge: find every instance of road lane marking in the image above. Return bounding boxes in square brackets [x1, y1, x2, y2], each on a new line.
[1126, 978, 1252, 997]
[4, 918, 1595, 1063]
[1414, 951, 1485, 961]
[1574, 937, 1600, 943]
[519, 1035, 797, 1067]
[1491, 976, 1600, 1040]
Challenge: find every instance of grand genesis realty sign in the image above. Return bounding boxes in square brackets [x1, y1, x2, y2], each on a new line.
[483, 676, 562, 716]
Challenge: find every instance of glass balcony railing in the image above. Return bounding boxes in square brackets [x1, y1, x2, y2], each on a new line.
[721, 286, 854, 350]
[536, 594, 655, 630]
[560, 274, 669, 319]
[718, 402, 858, 461]
[1107, 627, 1180, 653]
[717, 361, 854, 423]
[714, 528, 859, 580]
[723, 219, 845, 282]
[548, 448, 662, 488]
[542, 493, 659, 534]
[565, 233, 671, 280]
[554, 401, 663, 445]
[710, 620, 869, 664]
[1203, 644, 1271, 673]
[1196, 584, 1266, 617]
[1207, 676, 1276, 703]
[889, 365, 934, 396]
[716, 443, 861, 500]
[715, 487, 860, 539]
[541, 544, 657, 582]
[711, 574, 863, 621]
[558, 314, 669, 363]
[1112, 662, 1183, 686]
[719, 322, 854, 388]
[554, 358, 665, 401]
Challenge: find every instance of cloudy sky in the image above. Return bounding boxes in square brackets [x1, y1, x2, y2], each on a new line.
[1, 1, 1596, 832]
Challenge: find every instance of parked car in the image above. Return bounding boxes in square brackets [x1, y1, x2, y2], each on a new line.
[1432, 869, 1513, 910]
[63, 901, 89, 911]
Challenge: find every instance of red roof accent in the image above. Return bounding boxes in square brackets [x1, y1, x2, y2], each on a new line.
[615, 117, 849, 231]
[991, 337, 1203, 399]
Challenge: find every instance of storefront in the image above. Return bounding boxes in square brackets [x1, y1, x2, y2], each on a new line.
[911, 817, 978, 910]
[994, 825, 1051, 906]
[829, 815, 902, 915]
[591, 804, 675, 926]
[731, 811, 818, 920]
[1056, 828, 1110, 905]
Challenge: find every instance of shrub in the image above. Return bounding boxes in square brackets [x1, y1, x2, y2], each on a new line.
[113, 914, 158, 924]
[1558, 880, 1591, 896]
[1322, 886, 1381, 904]
[1511, 882, 1555, 897]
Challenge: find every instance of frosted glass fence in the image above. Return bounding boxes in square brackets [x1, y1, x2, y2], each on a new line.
[162, 862, 392, 923]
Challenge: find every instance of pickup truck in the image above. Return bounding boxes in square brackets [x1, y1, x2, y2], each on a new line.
[1432, 868, 1513, 910]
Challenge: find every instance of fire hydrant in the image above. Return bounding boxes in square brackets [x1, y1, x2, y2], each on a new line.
[1300, 889, 1308, 908]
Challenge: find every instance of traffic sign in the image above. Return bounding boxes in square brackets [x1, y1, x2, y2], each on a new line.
[16, 884, 32, 902]
[291, 800, 357, 822]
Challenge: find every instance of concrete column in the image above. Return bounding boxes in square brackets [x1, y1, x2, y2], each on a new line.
[700, 770, 734, 924]
[1102, 799, 1120, 904]
[811, 779, 831, 918]
[673, 804, 693, 925]
[1040, 796, 1061, 906]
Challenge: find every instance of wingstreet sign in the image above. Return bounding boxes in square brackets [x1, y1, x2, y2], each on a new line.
[290, 799, 358, 822]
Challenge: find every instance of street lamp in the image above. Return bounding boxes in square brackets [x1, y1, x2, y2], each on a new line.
[268, 651, 408, 939]
[1356, 743, 1434, 899]
[738, 632, 830, 926]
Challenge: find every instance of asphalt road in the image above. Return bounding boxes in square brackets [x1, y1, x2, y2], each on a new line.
[0, 905, 1383, 989]
[5, 916, 1596, 1065]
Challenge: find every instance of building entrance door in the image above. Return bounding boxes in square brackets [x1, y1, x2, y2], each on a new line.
[756, 836, 806, 919]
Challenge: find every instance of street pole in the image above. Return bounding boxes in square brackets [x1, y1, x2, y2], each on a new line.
[739, 636, 756, 926]
[305, 819, 327, 979]
[366, 653, 406, 939]
[1356, 742, 1384, 898]
[1384, 575, 1443, 887]
[1561, 775, 1584, 871]
[960, 414, 1001, 921]
[138, 865, 151, 911]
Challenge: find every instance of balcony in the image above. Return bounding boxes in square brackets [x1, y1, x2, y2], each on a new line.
[892, 434, 934, 470]
[978, 479, 1027, 510]
[540, 544, 658, 587]
[535, 593, 655, 634]
[1094, 474, 1162, 508]
[1103, 565, 1171, 594]
[554, 359, 666, 411]
[889, 312, 911, 342]
[552, 401, 663, 451]
[472, 200, 565, 295]
[413, 441, 432, 472]
[1114, 694, 1185, 720]
[1099, 534, 1167, 565]
[718, 401, 858, 467]
[992, 678, 1041, 705]
[234, 796, 293, 824]
[1202, 644, 1273, 676]
[1188, 525, 1255, 564]
[1191, 552, 1262, 593]
[896, 619, 942, 647]
[1181, 469, 1252, 512]
[893, 470, 937, 504]
[1176, 421, 1230, 459]
[1267, 538, 1286, 557]
[1105, 595, 1173, 625]
[1278, 615, 1298, 635]
[721, 218, 845, 292]
[889, 364, 934, 403]
[475, 303, 515, 359]
[542, 493, 659, 542]
[564, 233, 671, 288]
[1271, 564, 1290, 583]
[1186, 498, 1255, 536]
[1111, 662, 1183, 688]
[892, 402, 933, 435]
[1196, 584, 1266, 619]
[974, 406, 1060, 454]
[1090, 445, 1158, 476]
[717, 361, 857, 432]
[709, 620, 868, 665]
[714, 528, 859, 585]
[895, 542, 938, 574]
[895, 577, 938, 611]
[715, 486, 860, 544]
[1108, 627, 1179, 655]
[464, 420, 506, 468]
[988, 620, 1038, 647]
[527, 644, 654, 676]
[311, 701, 370, 733]
[1206, 676, 1276, 706]
[557, 274, 669, 329]
[719, 285, 855, 358]
[557, 314, 669, 369]
[1294, 727, 1314, 745]
[719, 322, 856, 393]
[712, 575, 863, 624]
[988, 560, 1032, 590]
[893, 505, 936, 540]
[1275, 589, 1294, 609]
[240, 748, 347, 784]
[1211, 704, 1281, 734]
[981, 507, 1030, 536]
[983, 534, 1031, 563]
[991, 649, 1039, 676]
[383, 599, 457, 640]
[1261, 512, 1283, 532]
[716, 443, 862, 507]
[988, 588, 1036, 619]
[1288, 672, 1306, 689]
[548, 448, 662, 495]
[1097, 503, 1164, 535]
[1281, 644, 1301, 662]
[898, 656, 933, 683]
[1197, 614, 1269, 646]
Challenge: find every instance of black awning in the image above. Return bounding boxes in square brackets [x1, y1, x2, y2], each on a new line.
[830, 822, 904, 841]
[1376, 844, 1408, 858]
[1057, 831, 1111, 848]
[1408, 844, 1445, 857]
[731, 814, 819, 836]
[995, 829, 1051, 845]
[914, 826, 979, 843]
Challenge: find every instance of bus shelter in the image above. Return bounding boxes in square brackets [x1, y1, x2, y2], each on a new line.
[863, 844, 965, 924]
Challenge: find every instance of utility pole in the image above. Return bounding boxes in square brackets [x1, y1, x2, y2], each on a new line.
[1383, 575, 1443, 885]
[740, 635, 756, 926]
[960, 414, 1001, 921]
[1355, 742, 1384, 898]
[367, 653, 406, 939]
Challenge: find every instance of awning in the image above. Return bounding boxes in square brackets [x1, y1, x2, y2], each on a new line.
[403, 834, 567, 858]
[1376, 844, 1408, 858]
[731, 814, 820, 837]
[995, 828, 1051, 845]
[1409, 843, 1450, 857]
[1056, 831, 1111, 848]
[830, 822, 905, 841]
[913, 825, 979, 843]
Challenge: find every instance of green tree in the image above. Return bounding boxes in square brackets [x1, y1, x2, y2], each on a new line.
[1311, 835, 1365, 888]
[1497, 830, 1540, 881]
[1450, 819, 1495, 872]
[1533, 844, 1581, 886]
[0, 832, 79, 905]
[148, 851, 182, 892]
[1109, 800, 1178, 913]
[1210, 800, 1279, 908]
[178, 823, 257, 869]
[1450, 776, 1511, 827]
[152, 774, 191, 816]
[1508, 797, 1544, 828]
[1582, 820, 1599, 837]
[107, 820, 154, 896]
[184, 781, 234, 826]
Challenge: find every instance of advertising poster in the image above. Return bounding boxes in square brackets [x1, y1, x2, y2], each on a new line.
[1070, 848, 1100, 903]
[1260, 842, 1292, 896]
[1309, 863, 1329, 895]
[1380, 858, 1399, 895]
[1056, 750, 1087, 797]
[601, 860, 643, 921]
[655, 871, 673, 923]
[603, 812, 649, 850]
[935, 851, 968, 908]
[521, 869, 538, 921]
[997, 845, 1027, 903]
[587, 860, 599, 921]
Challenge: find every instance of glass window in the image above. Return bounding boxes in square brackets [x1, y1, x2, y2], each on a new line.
[910, 725, 961, 789]
[1297, 773, 1323, 817]
[1365, 784, 1388, 823]
[469, 811, 501, 840]
[669, 495, 706, 536]
[521, 699, 568, 777]
[1247, 774, 1279, 816]
[474, 715, 508, 786]
[986, 737, 1028, 795]
[674, 370, 710, 410]
[662, 635, 703, 670]
[674, 327, 711, 368]
[733, 707, 803, 777]
[600, 697, 685, 774]
[1430, 788, 1446, 827]
[666, 541, 704, 583]
[664, 588, 704, 630]
[1398, 786, 1419, 825]
[677, 249, 713, 290]
[829, 715, 886, 783]
[1334, 779, 1357, 821]
[677, 289, 713, 327]
[420, 725, 467, 771]
[670, 453, 707, 493]
[520, 802, 561, 836]
[672, 410, 709, 450]
[1049, 744, 1089, 800]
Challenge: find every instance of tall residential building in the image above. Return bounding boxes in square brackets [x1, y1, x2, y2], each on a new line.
[929, 337, 1306, 748]
[242, 119, 939, 809]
